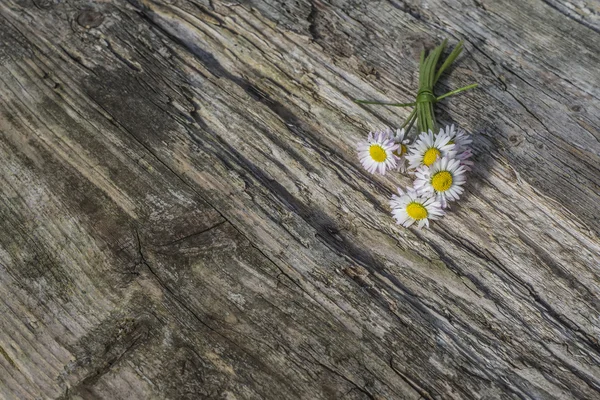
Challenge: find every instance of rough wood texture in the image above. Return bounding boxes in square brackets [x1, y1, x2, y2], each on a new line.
[0, 0, 599, 399]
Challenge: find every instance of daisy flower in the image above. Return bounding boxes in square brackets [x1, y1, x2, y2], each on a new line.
[357, 129, 399, 175]
[389, 128, 410, 172]
[414, 156, 468, 208]
[444, 124, 471, 151]
[454, 148, 474, 170]
[406, 129, 455, 170]
[390, 187, 444, 229]
[444, 124, 474, 170]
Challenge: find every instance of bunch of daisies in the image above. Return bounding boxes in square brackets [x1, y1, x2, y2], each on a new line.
[358, 125, 472, 228]
[355, 40, 478, 229]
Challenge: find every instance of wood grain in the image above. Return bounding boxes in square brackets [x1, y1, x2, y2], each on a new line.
[0, 0, 599, 399]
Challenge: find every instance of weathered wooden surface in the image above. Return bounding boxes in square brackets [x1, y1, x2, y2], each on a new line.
[0, 0, 599, 398]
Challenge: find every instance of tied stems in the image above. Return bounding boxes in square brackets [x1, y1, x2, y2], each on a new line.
[354, 40, 478, 134]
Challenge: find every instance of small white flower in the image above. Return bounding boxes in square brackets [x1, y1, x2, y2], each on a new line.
[406, 129, 455, 170]
[390, 187, 444, 229]
[357, 129, 399, 175]
[414, 156, 468, 208]
[444, 124, 474, 170]
[444, 124, 471, 151]
[389, 128, 410, 172]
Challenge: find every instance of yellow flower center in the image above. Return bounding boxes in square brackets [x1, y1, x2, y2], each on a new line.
[423, 148, 441, 166]
[431, 171, 453, 192]
[393, 144, 408, 157]
[369, 144, 388, 162]
[406, 202, 428, 220]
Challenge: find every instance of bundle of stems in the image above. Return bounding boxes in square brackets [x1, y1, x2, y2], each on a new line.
[355, 40, 477, 134]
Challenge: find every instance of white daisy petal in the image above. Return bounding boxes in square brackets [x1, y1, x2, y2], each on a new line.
[389, 128, 411, 172]
[444, 124, 474, 169]
[445, 124, 472, 151]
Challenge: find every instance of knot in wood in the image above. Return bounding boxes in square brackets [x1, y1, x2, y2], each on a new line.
[76, 10, 105, 29]
[32, 0, 54, 9]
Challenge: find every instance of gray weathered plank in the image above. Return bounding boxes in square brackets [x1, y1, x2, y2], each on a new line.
[0, 0, 599, 399]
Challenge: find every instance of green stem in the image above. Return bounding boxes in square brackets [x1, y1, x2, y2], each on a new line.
[405, 112, 417, 134]
[400, 109, 417, 128]
[417, 40, 446, 133]
[354, 99, 416, 107]
[436, 83, 478, 101]
[434, 41, 463, 84]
